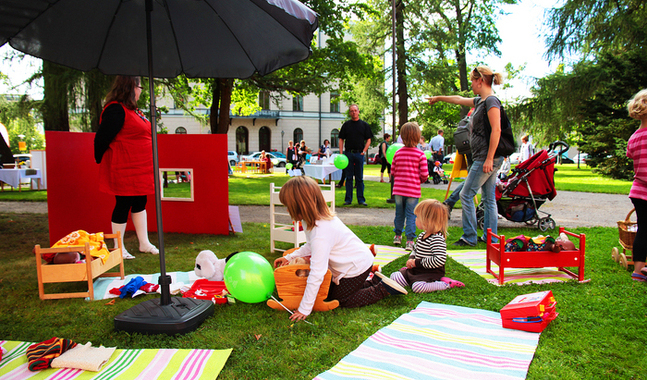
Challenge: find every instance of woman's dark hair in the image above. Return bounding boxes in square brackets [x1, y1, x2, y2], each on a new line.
[105, 76, 140, 110]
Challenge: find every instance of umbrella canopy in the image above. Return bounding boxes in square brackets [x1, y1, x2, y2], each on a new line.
[0, 0, 317, 78]
[0, 0, 318, 325]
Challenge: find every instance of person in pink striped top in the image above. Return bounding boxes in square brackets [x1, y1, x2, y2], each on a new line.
[626, 89, 647, 282]
[391, 122, 429, 251]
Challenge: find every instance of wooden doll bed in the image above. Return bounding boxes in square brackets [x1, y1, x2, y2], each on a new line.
[34, 232, 125, 300]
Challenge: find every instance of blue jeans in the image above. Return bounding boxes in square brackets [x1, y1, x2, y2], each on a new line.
[459, 157, 503, 245]
[446, 182, 464, 207]
[344, 152, 365, 204]
[393, 195, 418, 241]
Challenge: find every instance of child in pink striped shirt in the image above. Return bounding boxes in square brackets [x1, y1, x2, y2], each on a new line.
[391, 122, 429, 251]
[627, 89, 647, 282]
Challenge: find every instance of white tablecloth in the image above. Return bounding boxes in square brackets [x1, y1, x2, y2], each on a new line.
[303, 164, 342, 181]
[0, 168, 41, 188]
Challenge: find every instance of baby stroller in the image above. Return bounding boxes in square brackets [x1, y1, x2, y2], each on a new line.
[431, 161, 449, 185]
[477, 141, 568, 232]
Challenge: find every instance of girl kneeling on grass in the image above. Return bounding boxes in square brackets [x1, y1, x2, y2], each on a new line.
[273, 176, 407, 322]
[390, 199, 465, 293]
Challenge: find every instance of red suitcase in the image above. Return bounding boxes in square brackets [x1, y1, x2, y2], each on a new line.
[500, 290, 558, 332]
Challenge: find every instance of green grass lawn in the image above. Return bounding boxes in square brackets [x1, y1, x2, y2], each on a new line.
[0, 213, 644, 379]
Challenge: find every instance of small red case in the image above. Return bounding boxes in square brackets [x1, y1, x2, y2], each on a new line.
[500, 290, 558, 333]
[183, 279, 228, 304]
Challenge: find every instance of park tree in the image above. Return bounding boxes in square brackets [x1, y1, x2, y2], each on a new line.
[518, 0, 647, 178]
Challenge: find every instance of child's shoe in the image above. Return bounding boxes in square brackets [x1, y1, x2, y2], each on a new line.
[405, 240, 414, 251]
[375, 272, 408, 295]
[393, 235, 402, 246]
[441, 277, 465, 288]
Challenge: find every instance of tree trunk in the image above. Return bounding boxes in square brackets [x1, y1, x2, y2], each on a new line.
[42, 61, 70, 131]
[210, 79, 233, 134]
[86, 70, 114, 132]
[396, 0, 408, 128]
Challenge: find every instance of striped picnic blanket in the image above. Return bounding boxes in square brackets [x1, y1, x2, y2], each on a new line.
[447, 249, 578, 286]
[315, 302, 540, 380]
[0, 340, 231, 380]
[371, 245, 407, 267]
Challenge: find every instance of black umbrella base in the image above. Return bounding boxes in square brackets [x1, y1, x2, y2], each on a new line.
[114, 297, 214, 335]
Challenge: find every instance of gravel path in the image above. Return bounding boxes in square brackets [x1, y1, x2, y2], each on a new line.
[0, 178, 632, 228]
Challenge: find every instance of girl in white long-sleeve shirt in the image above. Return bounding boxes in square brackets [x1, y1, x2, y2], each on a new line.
[274, 176, 407, 321]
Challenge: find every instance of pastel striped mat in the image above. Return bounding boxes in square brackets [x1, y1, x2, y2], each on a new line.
[371, 245, 407, 267]
[91, 271, 200, 301]
[0, 340, 231, 380]
[314, 301, 540, 380]
[448, 250, 576, 286]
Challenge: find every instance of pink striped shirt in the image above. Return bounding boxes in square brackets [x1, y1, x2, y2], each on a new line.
[627, 127, 647, 201]
[392, 147, 429, 198]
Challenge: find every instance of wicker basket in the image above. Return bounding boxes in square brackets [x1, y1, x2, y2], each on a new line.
[617, 208, 637, 250]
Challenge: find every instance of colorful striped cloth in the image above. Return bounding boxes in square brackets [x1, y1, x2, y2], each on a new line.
[448, 249, 578, 286]
[315, 302, 540, 380]
[0, 340, 231, 380]
[91, 271, 201, 301]
[371, 245, 407, 267]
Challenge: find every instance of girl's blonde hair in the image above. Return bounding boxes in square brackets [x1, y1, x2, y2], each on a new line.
[470, 66, 503, 87]
[400, 122, 421, 148]
[414, 199, 448, 237]
[279, 176, 334, 230]
[627, 89, 647, 120]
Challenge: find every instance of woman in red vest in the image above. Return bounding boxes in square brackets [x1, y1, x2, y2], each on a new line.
[94, 76, 158, 259]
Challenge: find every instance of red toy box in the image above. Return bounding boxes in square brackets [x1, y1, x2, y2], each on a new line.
[500, 290, 558, 333]
[183, 279, 228, 304]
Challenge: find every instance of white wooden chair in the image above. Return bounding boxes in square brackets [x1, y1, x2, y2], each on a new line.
[270, 182, 335, 253]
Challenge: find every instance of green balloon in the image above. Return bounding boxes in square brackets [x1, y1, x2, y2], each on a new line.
[425, 150, 432, 160]
[286, 163, 293, 170]
[334, 154, 349, 170]
[224, 251, 275, 303]
[386, 143, 404, 164]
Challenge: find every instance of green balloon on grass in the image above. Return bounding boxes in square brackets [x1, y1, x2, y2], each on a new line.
[224, 251, 275, 303]
[334, 154, 349, 170]
[386, 143, 404, 164]
[425, 150, 432, 160]
[286, 163, 293, 170]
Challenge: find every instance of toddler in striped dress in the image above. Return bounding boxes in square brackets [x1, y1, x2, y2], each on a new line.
[390, 199, 465, 293]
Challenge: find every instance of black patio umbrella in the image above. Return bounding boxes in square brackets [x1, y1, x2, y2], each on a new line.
[0, 0, 318, 334]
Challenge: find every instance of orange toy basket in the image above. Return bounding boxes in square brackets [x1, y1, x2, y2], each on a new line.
[266, 248, 339, 312]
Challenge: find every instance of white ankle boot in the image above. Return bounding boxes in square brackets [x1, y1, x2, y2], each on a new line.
[112, 222, 135, 259]
[131, 210, 159, 254]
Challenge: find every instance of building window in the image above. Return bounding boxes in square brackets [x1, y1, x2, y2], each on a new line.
[293, 95, 303, 112]
[175, 127, 187, 134]
[330, 93, 340, 113]
[236, 126, 249, 155]
[330, 129, 339, 148]
[259, 126, 271, 152]
[293, 128, 303, 144]
[259, 91, 270, 110]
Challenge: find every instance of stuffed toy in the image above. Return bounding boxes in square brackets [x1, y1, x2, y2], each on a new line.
[194, 250, 226, 281]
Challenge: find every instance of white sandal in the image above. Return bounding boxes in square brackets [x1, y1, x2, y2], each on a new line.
[139, 244, 159, 255]
[122, 249, 136, 260]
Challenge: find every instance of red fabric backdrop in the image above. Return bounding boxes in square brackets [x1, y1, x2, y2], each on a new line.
[46, 131, 229, 245]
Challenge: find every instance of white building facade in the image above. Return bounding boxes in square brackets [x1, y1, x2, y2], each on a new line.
[157, 90, 352, 156]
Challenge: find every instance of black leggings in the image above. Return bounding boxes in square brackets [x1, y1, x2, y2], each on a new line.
[111, 195, 147, 224]
[631, 197, 647, 263]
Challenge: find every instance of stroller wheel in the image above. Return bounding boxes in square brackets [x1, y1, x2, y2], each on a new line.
[538, 217, 556, 232]
[477, 216, 485, 230]
[611, 247, 619, 262]
[443, 179, 448, 184]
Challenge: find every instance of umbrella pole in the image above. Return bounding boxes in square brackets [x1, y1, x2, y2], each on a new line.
[145, 0, 171, 306]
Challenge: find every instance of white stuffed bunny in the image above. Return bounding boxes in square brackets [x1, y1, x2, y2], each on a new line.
[194, 250, 226, 281]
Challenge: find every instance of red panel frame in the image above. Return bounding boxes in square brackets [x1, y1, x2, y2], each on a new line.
[46, 131, 229, 245]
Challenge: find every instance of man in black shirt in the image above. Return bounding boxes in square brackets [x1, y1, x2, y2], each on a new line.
[338, 104, 373, 206]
